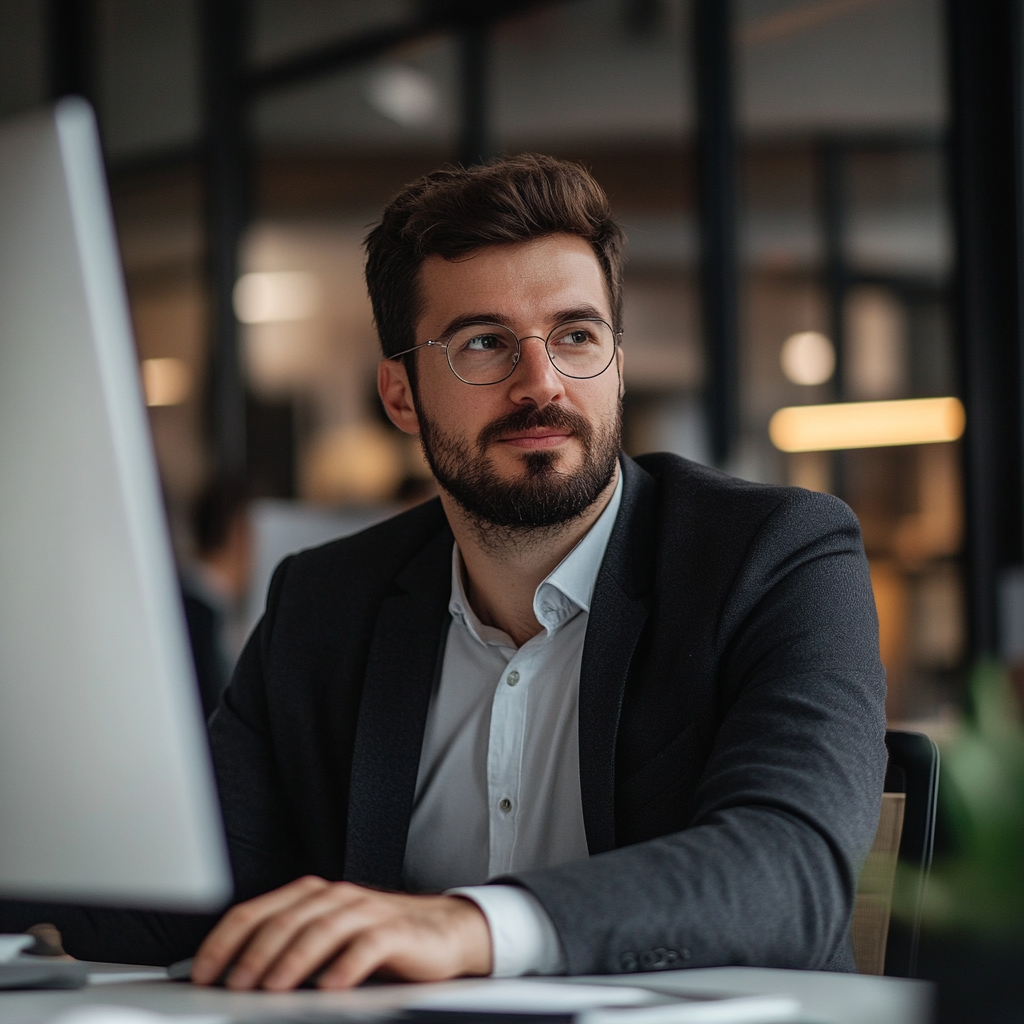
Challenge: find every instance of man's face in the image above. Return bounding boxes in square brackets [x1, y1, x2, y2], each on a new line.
[383, 233, 623, 531]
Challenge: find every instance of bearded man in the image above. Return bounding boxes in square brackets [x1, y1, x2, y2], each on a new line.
[0, 155, 886, 987]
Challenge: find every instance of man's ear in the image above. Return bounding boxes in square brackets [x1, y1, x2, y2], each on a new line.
[378, 358, 421, 436]
[615, 345, 625, 400]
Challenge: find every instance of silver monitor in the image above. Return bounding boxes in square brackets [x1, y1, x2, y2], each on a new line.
[0, 99, 231, 910]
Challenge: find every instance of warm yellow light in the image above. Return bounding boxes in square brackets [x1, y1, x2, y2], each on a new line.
[769, 397, 965, 452]
[142, 357, 192, 407]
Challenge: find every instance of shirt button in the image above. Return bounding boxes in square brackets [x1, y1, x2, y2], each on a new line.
[499, 798, 513, 813]
[506, 671, 520, 687]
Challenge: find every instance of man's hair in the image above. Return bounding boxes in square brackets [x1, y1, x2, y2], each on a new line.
[364, 154, 625, 362]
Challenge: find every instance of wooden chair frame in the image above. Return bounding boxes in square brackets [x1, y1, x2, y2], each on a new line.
[851, 730, 940, 977]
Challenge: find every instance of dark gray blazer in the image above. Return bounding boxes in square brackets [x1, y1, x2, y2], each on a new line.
[0, 453, 887, 972]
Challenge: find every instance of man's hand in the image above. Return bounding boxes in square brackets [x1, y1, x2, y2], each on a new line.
[191, 876, 493, 991]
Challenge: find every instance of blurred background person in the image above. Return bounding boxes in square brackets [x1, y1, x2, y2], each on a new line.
[180, 477, 253, 719]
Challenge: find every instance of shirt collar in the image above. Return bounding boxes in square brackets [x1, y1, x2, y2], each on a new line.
[448, 467, 624, 644]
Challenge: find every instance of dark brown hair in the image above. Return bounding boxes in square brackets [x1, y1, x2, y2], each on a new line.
[364, 153, 625, 361]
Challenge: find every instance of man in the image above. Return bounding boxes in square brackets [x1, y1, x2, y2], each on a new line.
[0, 155, 886, 986]
[180, 477, 253, 720]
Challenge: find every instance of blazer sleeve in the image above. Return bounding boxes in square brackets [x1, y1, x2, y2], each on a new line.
[206, 555, 304, 902]
[506, 489, 887, 975]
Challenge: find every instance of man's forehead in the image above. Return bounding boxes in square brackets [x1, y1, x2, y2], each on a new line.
[416, 234, 611, 323]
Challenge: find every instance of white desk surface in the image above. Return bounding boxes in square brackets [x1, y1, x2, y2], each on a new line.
[0, 963, 932, 1024]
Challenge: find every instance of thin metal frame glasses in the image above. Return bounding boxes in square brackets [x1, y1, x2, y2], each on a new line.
[388, 318, 622, 386]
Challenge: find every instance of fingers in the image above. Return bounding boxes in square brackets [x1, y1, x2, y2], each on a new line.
[315, 895, 493, 991]
[192, 875, 329, 985]
[316, 919, 468, 990]
[255, 890, 384, 991]
[317, 926, 407, 990]
[196, 883, 493, 992]
[227, 883, 371, 990]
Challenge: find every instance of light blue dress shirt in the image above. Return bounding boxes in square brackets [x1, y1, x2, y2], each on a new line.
[402, 471, 624, 975]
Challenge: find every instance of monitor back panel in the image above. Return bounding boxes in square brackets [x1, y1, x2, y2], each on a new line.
[0, 100, 230, 909]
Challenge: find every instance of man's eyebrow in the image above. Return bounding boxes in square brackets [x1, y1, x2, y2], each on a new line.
[435, 305, 610, 339]
[436, 313, 516, 338]
[550, 304, 608, 324]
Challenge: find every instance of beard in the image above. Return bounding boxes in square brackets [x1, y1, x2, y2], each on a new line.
[418, 399, 622, 533]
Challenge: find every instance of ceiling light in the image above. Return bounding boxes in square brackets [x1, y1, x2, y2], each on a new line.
[780, 331, 835, 386]
[769, 397, 965, 452]
[141, 358, 191, 407]
[365, 66, 438, 127]
[233, 271, 320, 324]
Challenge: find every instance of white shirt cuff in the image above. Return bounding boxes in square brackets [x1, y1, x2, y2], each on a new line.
[447, 884, 567, 977]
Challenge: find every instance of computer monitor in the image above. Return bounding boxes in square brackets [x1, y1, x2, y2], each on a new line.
[0, 99, 231, 911]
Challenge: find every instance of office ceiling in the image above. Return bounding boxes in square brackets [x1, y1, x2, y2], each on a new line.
[0, 0, 945, 161]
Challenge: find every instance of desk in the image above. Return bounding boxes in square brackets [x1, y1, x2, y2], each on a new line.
[0, 964, 932, 1024]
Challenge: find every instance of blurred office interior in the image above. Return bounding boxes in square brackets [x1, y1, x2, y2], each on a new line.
[0, 0, 1019, 728]
[3, 3, 1024, 1013]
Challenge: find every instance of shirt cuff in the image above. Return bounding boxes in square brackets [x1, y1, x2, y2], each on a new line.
[447, 884, 567, 977]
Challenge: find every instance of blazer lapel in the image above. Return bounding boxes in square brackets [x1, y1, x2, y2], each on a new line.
[579, 456, 657, 854]
[344, 527, 453, 889]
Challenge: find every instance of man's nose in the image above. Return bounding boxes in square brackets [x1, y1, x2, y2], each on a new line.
[508, 336, 565, 407]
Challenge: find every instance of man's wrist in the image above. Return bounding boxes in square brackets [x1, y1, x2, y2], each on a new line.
[446, 885, 566, 977]
[443, 892, 494, 976]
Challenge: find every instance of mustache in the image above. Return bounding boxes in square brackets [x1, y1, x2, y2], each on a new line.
[476, 404, 591, 449]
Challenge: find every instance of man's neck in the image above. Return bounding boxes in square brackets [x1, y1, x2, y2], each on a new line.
[439, 465, 620, 648]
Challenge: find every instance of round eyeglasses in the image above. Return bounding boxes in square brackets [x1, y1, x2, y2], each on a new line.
[388, 318, 622, 386]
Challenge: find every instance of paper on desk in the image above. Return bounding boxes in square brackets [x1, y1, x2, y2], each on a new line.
[581, 995, 801, 1024]
[48, 1006, 227, 1024]
[86, 970, 169, 985]
[407, 980, 800, 1024]
[407, 981, 662, 1013]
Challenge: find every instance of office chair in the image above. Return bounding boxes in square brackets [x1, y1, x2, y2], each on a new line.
[851, 729, 940, 977]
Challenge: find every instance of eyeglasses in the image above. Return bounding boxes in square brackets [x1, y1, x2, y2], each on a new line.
[388, 318, 622, 386]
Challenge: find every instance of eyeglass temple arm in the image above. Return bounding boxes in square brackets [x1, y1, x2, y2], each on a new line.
[387, 340, 442, 361]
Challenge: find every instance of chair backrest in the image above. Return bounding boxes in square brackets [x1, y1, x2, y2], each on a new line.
[852, 791, 906, 974]
[882, 729, 940, 978]
[850, 730, 940, 977]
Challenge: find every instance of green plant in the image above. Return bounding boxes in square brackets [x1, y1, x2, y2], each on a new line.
[897, 659, 1024, 936]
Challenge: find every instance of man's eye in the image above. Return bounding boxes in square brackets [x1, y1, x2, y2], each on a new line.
[464, 333, 505, 352]
[553, 327, 596, 346]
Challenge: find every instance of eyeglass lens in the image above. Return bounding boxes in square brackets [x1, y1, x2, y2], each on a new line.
[445, 321, 616, 384]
